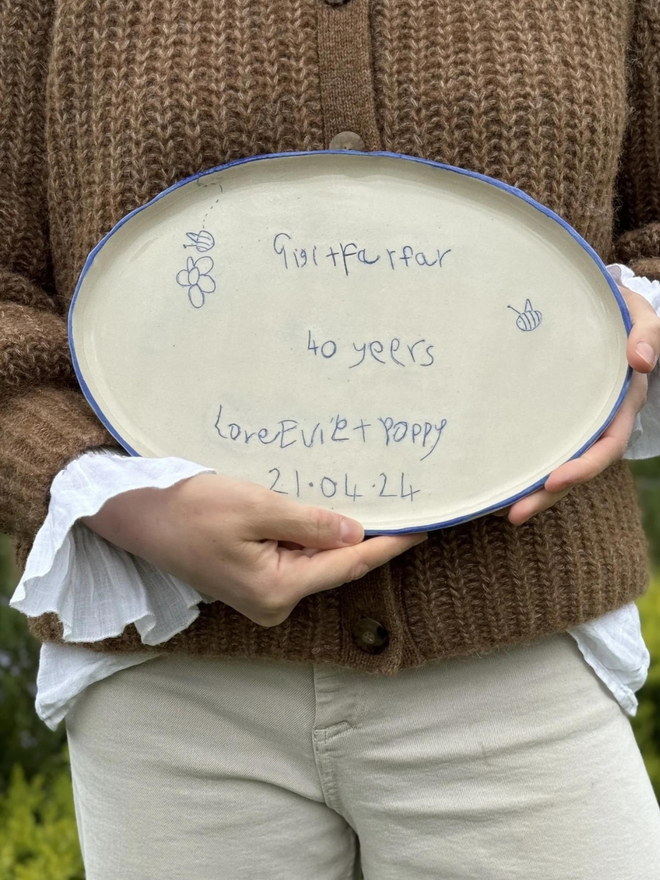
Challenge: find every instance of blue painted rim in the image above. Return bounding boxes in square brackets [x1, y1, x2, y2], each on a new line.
[68, 149, 633, 535]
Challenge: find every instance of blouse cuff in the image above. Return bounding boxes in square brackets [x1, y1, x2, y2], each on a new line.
[9, 451, 217, 645]
[606, 263, 660, 461]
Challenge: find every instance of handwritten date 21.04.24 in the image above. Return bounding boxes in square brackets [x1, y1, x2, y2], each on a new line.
[268, 468, 420, 502]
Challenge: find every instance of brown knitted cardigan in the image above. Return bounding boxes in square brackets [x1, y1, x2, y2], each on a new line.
[1, 0, 658, 672]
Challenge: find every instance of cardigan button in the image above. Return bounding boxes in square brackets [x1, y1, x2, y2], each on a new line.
[329, 130, 365, 151]
[352, 617, 390, 654]
[324, 0, 352, 5]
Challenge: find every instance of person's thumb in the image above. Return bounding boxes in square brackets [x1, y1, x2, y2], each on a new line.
[246, 493, 365, 549]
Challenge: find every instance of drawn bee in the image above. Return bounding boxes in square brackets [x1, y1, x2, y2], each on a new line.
[508, 299, 542, 331]
[184, 229, 216, 253]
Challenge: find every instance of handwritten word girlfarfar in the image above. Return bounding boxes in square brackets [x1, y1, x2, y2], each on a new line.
[273, 232, 452, 277]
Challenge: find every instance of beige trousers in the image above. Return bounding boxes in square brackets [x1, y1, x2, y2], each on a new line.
[65, 632, 660, 880]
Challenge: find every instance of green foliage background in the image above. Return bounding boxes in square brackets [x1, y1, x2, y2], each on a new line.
[1, 461, 660, 877]
[0, 536, 83, 880]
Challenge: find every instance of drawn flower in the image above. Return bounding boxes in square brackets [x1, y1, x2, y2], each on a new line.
[176, 255, 216, 308]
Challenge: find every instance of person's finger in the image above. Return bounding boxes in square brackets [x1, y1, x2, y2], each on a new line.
[543, 435, 628, 494]
[505, 370, 647, 523]
[281, 532, 428, 596]
[544, 371, 647, 494]
[506, 486, 572, 525]
[244, 491, 366, 549]
[619, 285, 660, 373]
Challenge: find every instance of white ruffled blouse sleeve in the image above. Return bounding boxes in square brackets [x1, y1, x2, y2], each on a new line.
[9, 265, 660, 649]
[9, 451, 218, 645]
[608, 264, 660, 460]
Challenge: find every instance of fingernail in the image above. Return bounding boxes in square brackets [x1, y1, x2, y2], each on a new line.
[636, 342, 657, 369]
[340, 517, 363, 544]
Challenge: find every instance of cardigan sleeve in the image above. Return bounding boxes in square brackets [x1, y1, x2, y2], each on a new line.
[0, 1, 120, 558]
[612, 0, 660, 281]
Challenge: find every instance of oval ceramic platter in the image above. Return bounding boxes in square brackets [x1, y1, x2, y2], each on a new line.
[69, 150, 631, 534]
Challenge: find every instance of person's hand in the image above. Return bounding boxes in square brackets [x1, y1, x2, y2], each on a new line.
[80, 472, 427, 627]
[494, 283, 660, 526]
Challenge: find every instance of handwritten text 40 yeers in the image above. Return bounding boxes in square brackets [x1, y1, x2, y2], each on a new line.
[307, 331, 435, 368]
